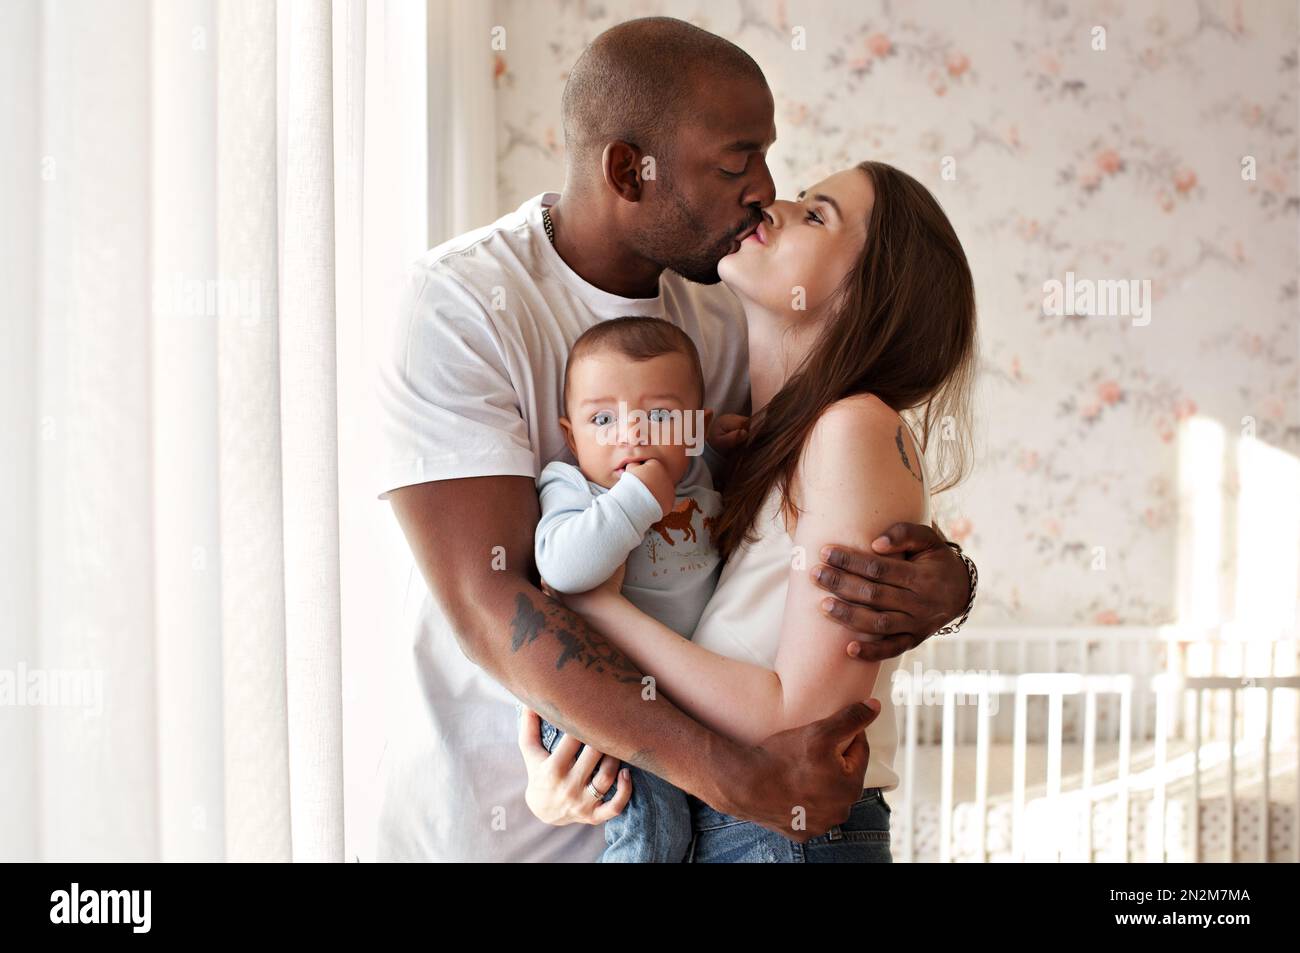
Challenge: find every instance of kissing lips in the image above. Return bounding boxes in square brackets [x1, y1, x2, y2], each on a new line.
[727, 220, 760, 254]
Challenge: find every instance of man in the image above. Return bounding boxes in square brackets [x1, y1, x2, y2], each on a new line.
[375, 17, 975, 861]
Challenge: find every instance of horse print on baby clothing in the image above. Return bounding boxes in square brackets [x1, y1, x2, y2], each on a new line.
[651, 497, 703, 545]
[636, 493, 722, 589]
[534, 453, 724, 639]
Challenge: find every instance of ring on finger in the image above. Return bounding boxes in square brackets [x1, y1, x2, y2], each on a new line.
[586, 780, 607, 800]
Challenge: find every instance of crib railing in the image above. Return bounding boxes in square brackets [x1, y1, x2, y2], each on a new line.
[1177, 672, 1300, 862]
[893, 626, 1300, 863]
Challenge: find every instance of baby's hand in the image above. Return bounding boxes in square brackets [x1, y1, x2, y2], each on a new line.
[622, 459, 676, 517]
[707, 412, 750, 454]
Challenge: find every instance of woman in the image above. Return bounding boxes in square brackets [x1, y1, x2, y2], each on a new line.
[522, 160, 977, 861]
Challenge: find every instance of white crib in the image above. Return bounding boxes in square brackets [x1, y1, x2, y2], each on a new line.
[890, 626, 1300, 863]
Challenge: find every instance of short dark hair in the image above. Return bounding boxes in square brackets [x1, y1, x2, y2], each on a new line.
[561, 17, 766, 175]
[563, 317, 706, 416]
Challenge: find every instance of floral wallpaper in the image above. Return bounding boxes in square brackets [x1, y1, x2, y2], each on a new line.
[490, 0, 1300, 627]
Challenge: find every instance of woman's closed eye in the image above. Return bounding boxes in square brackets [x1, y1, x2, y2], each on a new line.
[806, 209, 824, 225]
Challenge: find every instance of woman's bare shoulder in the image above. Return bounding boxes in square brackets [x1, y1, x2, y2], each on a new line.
[808, 393, 903, 448]
[797, 393, 926, 506]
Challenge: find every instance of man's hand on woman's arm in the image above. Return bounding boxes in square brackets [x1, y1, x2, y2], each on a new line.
[810, 520, 975, 662]
[388, 474, 875, 841]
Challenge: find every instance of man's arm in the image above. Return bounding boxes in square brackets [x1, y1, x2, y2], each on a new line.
[388, 474, 876, 840]
[811, 519, 977, 661]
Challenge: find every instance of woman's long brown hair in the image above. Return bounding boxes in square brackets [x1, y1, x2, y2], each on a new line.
[713, 160, 978, 559]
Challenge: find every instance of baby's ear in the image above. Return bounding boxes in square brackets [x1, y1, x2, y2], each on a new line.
[558, 417, 577, 455]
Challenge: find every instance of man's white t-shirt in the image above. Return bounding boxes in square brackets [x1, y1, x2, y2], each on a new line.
[375, 191, 750, 861]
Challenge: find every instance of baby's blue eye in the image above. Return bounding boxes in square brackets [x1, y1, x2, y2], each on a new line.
[592, 411, 614, 426]
[648, 408, 672, 423]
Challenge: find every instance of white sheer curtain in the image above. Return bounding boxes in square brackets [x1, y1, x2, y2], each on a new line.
[0, 0, 497, 862]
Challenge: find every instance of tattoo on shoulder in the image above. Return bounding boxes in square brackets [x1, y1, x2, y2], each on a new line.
[509, 592, 642, 683]
[895, 426, 923, 483]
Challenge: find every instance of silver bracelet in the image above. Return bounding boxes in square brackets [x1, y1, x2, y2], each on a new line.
[935, 541, 977, 635]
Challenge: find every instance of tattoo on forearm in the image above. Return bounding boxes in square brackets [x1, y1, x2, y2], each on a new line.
[895, 426, 923, 483]
[509, 591, 663, 774]
[509, 592, 641, 682]
[509, 594, 547, 652]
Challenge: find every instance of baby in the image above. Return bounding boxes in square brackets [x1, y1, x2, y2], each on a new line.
[525, 316, 731, 862]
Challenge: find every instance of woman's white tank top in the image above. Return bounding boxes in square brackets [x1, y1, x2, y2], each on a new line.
[691, 416, 930, 793]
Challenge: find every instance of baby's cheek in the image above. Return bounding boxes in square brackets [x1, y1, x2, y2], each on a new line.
[661, 443, 692, 485]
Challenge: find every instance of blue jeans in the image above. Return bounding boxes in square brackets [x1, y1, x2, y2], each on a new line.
[526, 708, 693, 862]
[684, 788, 893, 863]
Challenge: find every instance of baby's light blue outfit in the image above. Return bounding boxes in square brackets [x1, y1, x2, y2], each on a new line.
[525, 450, 722, 862]
[535, 452, 723, 637]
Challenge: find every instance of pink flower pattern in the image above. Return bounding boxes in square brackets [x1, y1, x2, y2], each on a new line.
[493, 0, 1299, 626]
